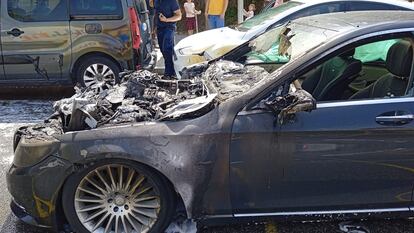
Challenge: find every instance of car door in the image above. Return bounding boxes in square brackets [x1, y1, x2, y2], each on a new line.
[230, 29, 414, 215]
[0, 0, 71, 82]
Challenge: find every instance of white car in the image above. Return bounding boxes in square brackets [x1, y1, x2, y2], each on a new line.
[174, 0, 414, 76]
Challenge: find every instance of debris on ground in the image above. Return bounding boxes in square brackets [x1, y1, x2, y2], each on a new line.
[16, 61, 270, 139]
[339, 221, 370, 233]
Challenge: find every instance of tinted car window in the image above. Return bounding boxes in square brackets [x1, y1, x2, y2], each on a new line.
[70, 0, 123, 16]
[236, 1, 303, 32]
[290, 3, 345, 20]
[348, 2, 407, 11]
[8, 0, 68, 22]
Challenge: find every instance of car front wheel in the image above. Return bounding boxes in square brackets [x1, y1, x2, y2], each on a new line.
[62, 160, 176, 233]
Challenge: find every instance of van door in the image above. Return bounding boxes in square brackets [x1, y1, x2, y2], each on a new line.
[0, 0, 71, 83]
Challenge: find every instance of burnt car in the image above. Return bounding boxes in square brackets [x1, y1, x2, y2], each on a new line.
[7, 11, 414, 233]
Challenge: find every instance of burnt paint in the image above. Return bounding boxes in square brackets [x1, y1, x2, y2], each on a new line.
[7, 156, 73, 228]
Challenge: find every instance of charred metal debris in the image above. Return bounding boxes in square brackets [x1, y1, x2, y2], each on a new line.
[22, 61, 271, 137]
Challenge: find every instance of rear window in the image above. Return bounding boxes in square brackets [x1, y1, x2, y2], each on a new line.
[348, 2, 408, 11]
[70, 0, 123, 17]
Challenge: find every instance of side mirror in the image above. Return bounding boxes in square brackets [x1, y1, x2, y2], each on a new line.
[265, 89, 316, 125]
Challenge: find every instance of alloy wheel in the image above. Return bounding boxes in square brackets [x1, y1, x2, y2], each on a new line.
[83, 63, 116, 92]
[74, 164, 161, 233]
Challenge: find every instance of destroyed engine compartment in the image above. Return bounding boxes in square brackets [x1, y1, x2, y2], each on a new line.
[17, 60, 270, 141]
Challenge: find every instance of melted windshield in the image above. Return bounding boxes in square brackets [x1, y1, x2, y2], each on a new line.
[236, 1, 303, 32]
[246, 21, 340, 65]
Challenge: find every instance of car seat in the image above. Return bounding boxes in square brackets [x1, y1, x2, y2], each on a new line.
[350, 40, 413, 100]
[302, 49, 362, 101]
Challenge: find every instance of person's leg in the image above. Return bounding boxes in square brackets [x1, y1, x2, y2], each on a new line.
[217, 15, 225, 28]
[208, 15, 216, 29]
[157, 29, 165, 55]
[161, 28, 176, 77]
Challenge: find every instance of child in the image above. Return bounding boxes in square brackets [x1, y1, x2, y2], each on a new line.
[243, 3, 256, 21]
[273, 0, 284, 8]
[184, 0, 201, 35]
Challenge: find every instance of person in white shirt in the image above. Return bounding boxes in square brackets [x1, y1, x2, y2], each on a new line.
[243, 3, 256, 21]
[184, 0, 201, 35]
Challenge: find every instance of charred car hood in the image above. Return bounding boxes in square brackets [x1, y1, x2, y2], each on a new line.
[17, 60, 271, 142]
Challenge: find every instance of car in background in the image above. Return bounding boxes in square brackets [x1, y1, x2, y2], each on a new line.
[0, 0, 156, 88]
[174, 0, 414, 76]
[7, 10, 414, 233]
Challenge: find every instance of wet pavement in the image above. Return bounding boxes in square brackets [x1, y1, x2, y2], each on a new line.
[1, 99, 414, 233]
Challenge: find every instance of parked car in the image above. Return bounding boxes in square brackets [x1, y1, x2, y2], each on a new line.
[0, 0, 156, 88]
[174, 0, 414, 76]
[7, 10, 414, 233]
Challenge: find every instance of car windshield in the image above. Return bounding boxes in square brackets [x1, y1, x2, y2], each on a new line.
[246, 21, 340, 65]
[235, 1, 303, 32]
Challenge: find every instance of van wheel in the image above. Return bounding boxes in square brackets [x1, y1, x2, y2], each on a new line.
[76, 57, 121, 91]
[62, 160, 176, 233]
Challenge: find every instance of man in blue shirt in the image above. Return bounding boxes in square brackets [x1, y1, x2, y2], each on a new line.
[154, 0, 182, 78]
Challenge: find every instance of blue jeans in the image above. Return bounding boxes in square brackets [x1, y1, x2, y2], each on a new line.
[157, 27, 176, 76]
[208, 15, 225, 29]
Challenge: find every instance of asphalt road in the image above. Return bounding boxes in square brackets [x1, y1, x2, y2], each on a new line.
[1, 99, 414, 233]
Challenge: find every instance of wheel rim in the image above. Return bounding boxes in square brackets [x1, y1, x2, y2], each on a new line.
[83, 63, 116, 91]
[75, 164, 161, 233]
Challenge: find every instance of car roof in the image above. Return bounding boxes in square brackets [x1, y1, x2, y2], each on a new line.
[294, 0, 414, 8]
[291, 10, 414, 32]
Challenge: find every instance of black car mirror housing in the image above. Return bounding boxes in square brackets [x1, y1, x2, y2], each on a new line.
[265, 89, 317, 125]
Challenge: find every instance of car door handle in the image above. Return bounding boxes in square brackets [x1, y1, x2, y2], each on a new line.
[7, 28, 24, 37]
[376, 111, 414, 126]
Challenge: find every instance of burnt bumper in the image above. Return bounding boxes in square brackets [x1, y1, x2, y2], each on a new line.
[7, 156, 73, 230]
[10, 200, 51, 229]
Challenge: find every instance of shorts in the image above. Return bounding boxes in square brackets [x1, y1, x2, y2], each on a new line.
[186, 17, 196, 30]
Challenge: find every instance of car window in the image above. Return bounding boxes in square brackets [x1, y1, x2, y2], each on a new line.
[295, 37, 413, 103]
[236, 1, 303, 32]
[289, 3, 345, 20]
[7, 0, 68, 22]
[244, 22, 338, 65]
[70, 0, 123, 16]
[348, 2, 408, 11]
[354, 39, 399, 63]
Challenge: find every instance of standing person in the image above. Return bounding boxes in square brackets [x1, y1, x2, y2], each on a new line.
[205, 0, 229, 29]
[184, 0, 201, 35]
[154, 0, 182, 78]
[243, 3, 256, 21]
[146, 0, 155, 33]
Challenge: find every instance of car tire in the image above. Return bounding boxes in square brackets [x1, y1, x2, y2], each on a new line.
[76, 56, 121, 91]
[62, 159, 176, 233]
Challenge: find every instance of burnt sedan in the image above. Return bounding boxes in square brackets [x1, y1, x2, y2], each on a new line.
[7, 11, 414, 233]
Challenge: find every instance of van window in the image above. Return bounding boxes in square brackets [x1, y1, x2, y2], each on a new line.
[70, 0, 123, 17]
[7, 0, 68, 22]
